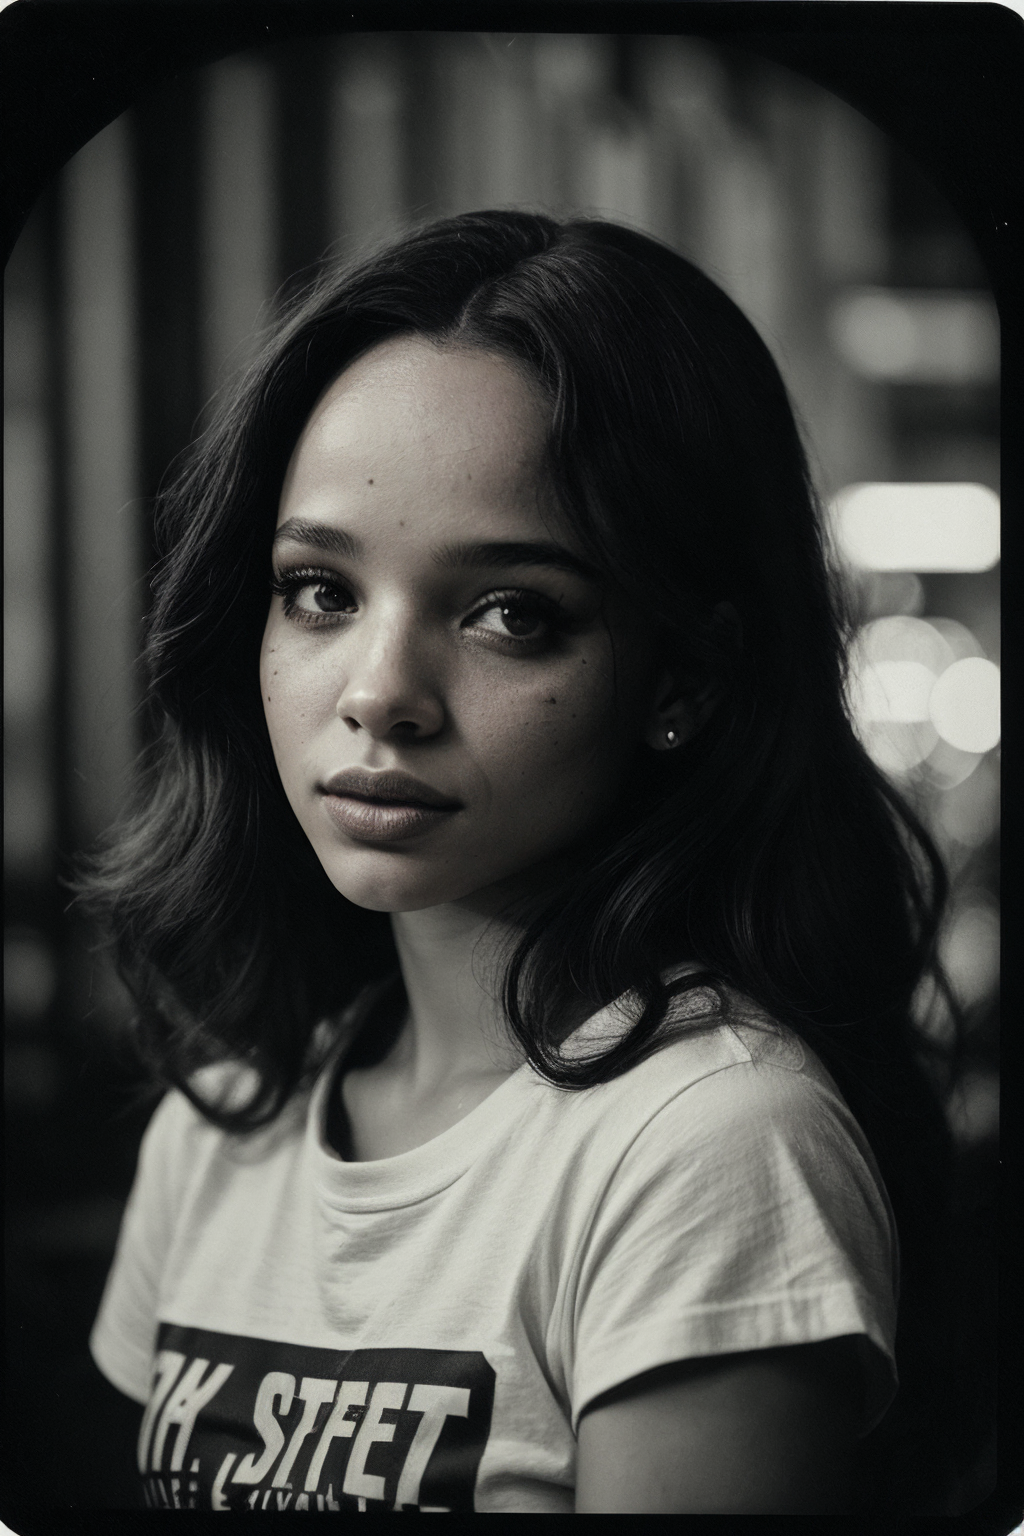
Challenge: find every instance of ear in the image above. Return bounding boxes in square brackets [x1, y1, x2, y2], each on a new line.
[643, 667, 700, 752]
[643, 603, 740, 752]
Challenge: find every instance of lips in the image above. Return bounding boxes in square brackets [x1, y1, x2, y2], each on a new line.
[319, 768, 463, 844]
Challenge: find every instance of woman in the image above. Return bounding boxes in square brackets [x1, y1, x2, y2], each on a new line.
[84, 211, 955, 1513]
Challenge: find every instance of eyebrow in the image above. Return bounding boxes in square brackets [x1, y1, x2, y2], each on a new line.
[273, 521, 599, 583]
[272, 519, 361, 558]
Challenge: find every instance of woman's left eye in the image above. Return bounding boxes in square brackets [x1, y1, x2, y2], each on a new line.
[465, 591, 560, 645]
[270, 568, 356, 625]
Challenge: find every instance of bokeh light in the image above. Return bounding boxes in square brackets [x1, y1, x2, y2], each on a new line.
[929, 657, 1001, 754]
[847, 615, 998, 779]
[828, 289, 999, 384]
[941, 897, 1000, 1009]
[833, 483, 1000, 572]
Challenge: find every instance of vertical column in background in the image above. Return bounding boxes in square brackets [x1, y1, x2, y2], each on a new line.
[474, 35, 540, 211]
[329, 37, 407, 257]
[132, 72, 203, 524]
[427, 34, 540, 217]
[690, 59, 784, 349]
[4, 209, 56, 887]
[276, 39, 332, 296]
[642, 39, 733, 265]
[62, 115, 141, 849]
[430, 35, 487, 220]
[400, 34, 446, 228]
[583, 113, 654, 233]
[532, 36, 613, 217]
[771, 85, 891, 497]
[200, 55, 276, 408]
[428, 35, 543, 221]
[576, 40, 654, 234]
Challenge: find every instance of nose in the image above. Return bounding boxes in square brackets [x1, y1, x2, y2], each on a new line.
[334, 608, 446, 741]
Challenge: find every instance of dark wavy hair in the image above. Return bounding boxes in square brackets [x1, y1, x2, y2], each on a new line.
[80, 211, 961, 1508]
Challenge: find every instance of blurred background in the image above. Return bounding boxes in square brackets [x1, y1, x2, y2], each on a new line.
[4, 30, 999, 1512]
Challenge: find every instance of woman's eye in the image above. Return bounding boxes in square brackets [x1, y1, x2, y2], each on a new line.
[271, 570, 356, 623]
[468, 593, 559, 644]
[296, 582, 352, 615]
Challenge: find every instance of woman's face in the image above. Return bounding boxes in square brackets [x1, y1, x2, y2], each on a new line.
[260, 334, 656, 914]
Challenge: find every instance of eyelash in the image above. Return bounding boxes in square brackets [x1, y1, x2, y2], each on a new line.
[269, 566, 568, 652]
[463, 589, 566, 651]
[269, 567, 356, 627]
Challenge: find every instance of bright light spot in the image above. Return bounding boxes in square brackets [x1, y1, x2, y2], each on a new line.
[857, 660, 936, 722]
[858, 721, 938, 776]
[929, 657, 1001, 753]
[857, 615, 956, 673]
[942, 901, 1000, 1008]
[832, 483, 1000, 572]
[829, 289, 999, 384]
[847, 619, 947, 770]
[847, 616, 993, 778]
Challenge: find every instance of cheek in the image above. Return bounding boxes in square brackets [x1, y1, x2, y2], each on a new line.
[259, 632, 275, 714]
[469, 656, 632, 794]
[259, 629, 322, 778]
[259, 633, 289, 740]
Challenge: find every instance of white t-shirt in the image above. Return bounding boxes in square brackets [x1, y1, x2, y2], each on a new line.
[90, 992, 898, 1513]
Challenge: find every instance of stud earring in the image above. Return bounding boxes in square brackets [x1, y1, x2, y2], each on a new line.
[664, 726, 681, 748]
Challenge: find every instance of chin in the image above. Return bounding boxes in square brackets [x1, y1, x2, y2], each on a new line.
[319, 844, 545, 916]
[320, 855, 484, 914]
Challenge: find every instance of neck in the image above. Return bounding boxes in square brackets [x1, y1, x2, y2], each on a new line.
[387, 900, 523, 1095]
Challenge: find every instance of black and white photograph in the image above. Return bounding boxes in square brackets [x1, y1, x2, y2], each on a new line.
[2, 3, 1018, 1523]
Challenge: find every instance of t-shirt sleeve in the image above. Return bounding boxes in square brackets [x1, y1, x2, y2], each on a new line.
[569, 1050, 899, 1436]
[89, 1091, 192, 1404]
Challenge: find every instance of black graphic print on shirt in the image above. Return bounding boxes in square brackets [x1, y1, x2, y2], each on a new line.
[139, 1324, 496, 1512]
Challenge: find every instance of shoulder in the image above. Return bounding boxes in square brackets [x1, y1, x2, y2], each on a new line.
[562, 997, 899, 1436]
[553, 992, 895, 1244]
[136, 1060, 309, 1192]
[559, 987, 849, 1148]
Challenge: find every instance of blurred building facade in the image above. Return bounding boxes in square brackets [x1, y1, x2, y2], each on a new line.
[3, 31, 1000, 1511]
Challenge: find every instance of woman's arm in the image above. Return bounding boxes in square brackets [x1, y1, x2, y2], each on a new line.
[575, 1336, 861, 1514]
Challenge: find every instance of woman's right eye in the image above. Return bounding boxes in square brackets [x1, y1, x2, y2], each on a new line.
[270, 569, 357, 625]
